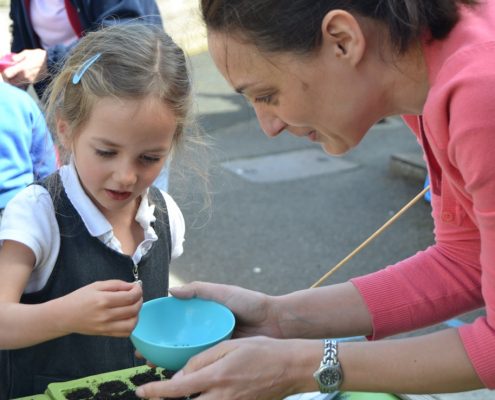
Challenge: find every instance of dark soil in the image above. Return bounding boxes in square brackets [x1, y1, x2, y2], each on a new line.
[63, 368, 184, 400]
[129, 368, 161, 386]
[65, 387, 94, 400]
[114, 390, 140, 400]
[92, 389, 139, 400]
[161, 369, 177, 380]
[97, 380, 129, 395]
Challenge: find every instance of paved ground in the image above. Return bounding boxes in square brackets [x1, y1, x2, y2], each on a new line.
[1, 5, 492, 399]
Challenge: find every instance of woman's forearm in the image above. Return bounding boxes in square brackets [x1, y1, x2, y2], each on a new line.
[274, 283, 483, 393]
[339, 328, 483, 393]
[275, 282, 373, 339]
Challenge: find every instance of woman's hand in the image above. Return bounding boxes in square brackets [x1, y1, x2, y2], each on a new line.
[135, 337, 321, 400]
[2, 49, 48, 87]
[55, 280, 143, 337]
[170, 281, 284, 338]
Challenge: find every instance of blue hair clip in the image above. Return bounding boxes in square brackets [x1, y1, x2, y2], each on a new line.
[72, 53, 102, 84]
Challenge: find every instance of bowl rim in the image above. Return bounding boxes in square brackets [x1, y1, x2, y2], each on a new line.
[131, 297, 236, 349]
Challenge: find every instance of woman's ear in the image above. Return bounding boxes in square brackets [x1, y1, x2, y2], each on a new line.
[320, 10, 366, 67]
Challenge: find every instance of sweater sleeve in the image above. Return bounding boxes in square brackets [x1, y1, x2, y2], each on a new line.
[352, 43, 495, 388]
[446, 44, 495, 389]
[351, 243, 483, 340]
[28, 96, 57, 180]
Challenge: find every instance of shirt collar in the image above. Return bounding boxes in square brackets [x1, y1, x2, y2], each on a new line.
[59, 158, 156, 237]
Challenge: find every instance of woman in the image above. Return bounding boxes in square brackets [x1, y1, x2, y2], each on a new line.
[136, 1, 495, 399]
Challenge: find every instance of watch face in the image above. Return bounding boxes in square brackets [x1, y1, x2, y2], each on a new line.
[319, 367, 342, 387]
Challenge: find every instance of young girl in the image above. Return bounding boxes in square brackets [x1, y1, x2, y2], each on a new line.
[0, 23, 194, 398]
[136, 0, 495, 399]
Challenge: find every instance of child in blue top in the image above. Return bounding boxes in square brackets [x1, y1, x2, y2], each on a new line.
[0, 82, 57, 215]
[0, 23, 199, 398]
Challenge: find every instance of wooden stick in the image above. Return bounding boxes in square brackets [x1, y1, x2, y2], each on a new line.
[311, 185, 431, 288]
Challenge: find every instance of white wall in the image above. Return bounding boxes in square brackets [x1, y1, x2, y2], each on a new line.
[158, 0, 207, 55]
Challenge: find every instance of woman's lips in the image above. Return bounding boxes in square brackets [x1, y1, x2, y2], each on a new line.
[105, 189, 132, 201]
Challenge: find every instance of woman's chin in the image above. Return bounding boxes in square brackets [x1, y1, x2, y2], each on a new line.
[321, 142, 351, 157]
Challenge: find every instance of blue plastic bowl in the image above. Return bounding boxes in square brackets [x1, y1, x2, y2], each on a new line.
[131, 297, 235, 371]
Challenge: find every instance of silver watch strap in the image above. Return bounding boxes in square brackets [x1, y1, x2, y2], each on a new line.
[321, 339, 338, 367]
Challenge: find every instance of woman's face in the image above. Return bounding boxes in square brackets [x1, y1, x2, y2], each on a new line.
[208, 31, 387, 155]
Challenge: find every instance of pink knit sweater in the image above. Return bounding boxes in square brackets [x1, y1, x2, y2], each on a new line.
[351, 1, 495, 388]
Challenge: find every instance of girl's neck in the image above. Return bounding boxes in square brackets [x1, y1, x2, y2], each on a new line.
[113, 219, 144, 256]
[105, 197, 144, 256]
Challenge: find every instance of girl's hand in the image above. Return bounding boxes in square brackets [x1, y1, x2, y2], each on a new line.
[56, 280, 143, 337]
[2, 49, 48, 87]
[135, 337, 319, 400]
[169, 281, 284, 338]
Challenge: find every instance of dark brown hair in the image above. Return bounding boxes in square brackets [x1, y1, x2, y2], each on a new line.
[201, 0, 479, 54]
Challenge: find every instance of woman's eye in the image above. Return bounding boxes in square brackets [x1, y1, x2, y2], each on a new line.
[95, 149, 115, 158]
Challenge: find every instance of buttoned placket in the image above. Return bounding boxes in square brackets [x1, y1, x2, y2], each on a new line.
[419, 116, 458, 225]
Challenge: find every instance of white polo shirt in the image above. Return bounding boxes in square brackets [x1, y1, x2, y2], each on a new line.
[0, 160, 185, 293]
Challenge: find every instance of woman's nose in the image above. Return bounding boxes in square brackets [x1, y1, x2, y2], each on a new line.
[254, 107, 286, 138]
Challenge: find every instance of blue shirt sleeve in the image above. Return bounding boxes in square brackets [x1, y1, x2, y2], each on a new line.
[0, 83, 57, 208]
[29, 101, 57, 180]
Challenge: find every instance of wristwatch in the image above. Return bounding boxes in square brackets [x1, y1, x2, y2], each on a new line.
[313, 339, 343, 393]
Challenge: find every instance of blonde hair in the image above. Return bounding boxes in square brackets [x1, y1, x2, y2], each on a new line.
[45, 23, 193, 162]
[44, 23, 211, 211]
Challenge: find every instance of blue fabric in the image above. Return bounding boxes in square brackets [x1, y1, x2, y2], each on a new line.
[0, 83, 57, 209]
[424, 175, 431, 203]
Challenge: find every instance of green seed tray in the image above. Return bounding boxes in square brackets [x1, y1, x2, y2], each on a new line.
[13, 371, 401, 400]
[45, 365, 167, 400]
[337, 393, 400, 400]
